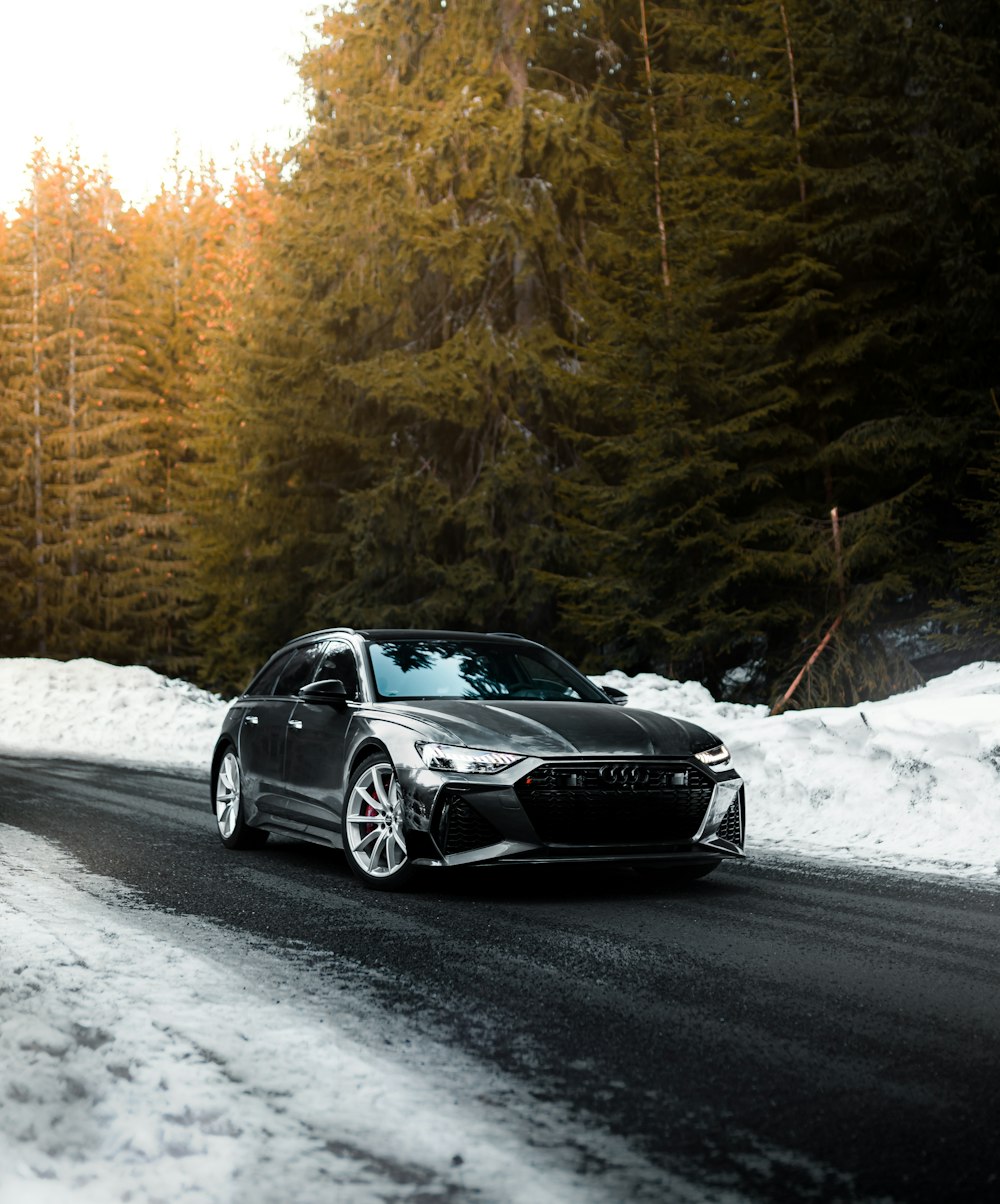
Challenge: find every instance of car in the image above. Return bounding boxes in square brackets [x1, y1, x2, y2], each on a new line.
[210, 629, 746, 890]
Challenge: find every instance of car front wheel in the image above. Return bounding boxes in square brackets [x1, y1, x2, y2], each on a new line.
[342, 755, 417, 890]
[214, 748, 269, 850]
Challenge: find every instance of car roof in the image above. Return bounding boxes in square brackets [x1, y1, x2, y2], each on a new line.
[287, 627, 537, 646]
[358, 628, 535, 642]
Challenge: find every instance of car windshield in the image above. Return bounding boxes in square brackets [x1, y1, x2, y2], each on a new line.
[366, 639, 609, 703]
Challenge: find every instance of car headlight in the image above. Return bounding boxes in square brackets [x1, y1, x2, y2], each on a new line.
[694, 743, 731, 768]
[416, 743, 525, 774]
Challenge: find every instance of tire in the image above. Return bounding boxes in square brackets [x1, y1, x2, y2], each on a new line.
[342, 754, 417, 890]
[214, 747, 269, 850]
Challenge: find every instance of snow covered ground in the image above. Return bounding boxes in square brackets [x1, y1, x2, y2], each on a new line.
[0, 826, 691, 1204]
[1, 654, 999, 881]
[2, 655, 999, 1201]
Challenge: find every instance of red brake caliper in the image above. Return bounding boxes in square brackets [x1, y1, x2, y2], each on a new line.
[361, 782, 379, 839]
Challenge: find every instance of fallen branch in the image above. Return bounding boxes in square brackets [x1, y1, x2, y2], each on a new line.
[771, 614, 843, 715]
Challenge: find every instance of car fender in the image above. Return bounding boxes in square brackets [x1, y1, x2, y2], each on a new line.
[341, 710, 453, 834]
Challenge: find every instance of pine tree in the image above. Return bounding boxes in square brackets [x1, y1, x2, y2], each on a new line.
[185, 157, 283, 691]
[542, 1, 734, 675]
[750, 0, 1000, 703]
[556, 1, 999, 704]
[0, 149, 156, 660]
[0, 212, 35, 652]
[939, 396, 1000, 658]
[198, 0, 649, 686]
[119, 165, 238, 673]
[546, 0, 822, 689]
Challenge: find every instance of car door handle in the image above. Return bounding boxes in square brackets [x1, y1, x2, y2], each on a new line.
[288, 718, 303, 729]
[245, 714, 259, 725]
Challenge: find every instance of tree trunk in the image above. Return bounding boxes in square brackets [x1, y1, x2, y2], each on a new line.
[497, 0, 528, 106]
[639, 0, 671, 291]
[779, 2, 807, 205]
[30, 180, 46, 654]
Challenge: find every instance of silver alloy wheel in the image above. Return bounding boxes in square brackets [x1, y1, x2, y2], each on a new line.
[216, 750, 241, 840]
[345, 761, 408, 878]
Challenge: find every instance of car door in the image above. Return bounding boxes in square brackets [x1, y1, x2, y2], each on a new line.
[239, 641, 326, 824]
[282, 639, 363, 837]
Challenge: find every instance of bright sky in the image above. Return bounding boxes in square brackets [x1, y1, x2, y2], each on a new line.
[0, 1, 321, 217]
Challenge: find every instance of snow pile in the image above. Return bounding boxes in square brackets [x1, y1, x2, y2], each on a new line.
[0, 826, 691, 1204]
[0, 658, 227, 769]
[1, 654, 999, 880]
[736, 664, 1000, 878]
[596, 670, 769, 728]
[599, 661, 1000, 879]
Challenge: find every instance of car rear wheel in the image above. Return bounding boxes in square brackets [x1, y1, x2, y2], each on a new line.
[214, 748, 269, 850]
[343, 755, 417, 890]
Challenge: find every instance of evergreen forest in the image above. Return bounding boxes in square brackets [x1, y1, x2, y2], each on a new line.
[1, 0, 998, 707]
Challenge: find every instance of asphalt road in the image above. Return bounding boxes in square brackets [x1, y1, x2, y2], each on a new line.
[2, 753, 998, 1203]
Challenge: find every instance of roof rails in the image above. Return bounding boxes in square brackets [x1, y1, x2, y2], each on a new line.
[289, 626, 357, 642]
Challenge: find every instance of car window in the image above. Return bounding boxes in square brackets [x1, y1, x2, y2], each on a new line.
[516, 654, 557, 683]
[314, 641, 362, 702]
[273, 642, 326, 697]
[366, 639, 607, 702]
[245, 649, 294, 697]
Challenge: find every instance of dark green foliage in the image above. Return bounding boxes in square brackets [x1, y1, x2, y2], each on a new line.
[2, 3, 997, 707]
[937, 395, 1000, 660]
[193, 0, 641, 687]
[551, 0, 999, 705]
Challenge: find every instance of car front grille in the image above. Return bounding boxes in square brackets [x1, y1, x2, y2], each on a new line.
[716, 796, 743, 845]
[515, 761, 715, 845]
[436, 791, 503, 856]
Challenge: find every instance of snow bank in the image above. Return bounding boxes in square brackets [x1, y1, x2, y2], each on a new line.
[0, 658, 226, 769]
[1, 654, 999, 881]
[598, 662, 1000, 880]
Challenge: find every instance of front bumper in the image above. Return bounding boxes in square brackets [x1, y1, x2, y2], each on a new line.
[401, 756, 746, 869]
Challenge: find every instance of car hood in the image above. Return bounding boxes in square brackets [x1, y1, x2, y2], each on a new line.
[373, 699, 720, 758]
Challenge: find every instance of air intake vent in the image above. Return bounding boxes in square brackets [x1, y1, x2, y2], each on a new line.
[436, 791, 503, 856]
[716, 797, 743, 846]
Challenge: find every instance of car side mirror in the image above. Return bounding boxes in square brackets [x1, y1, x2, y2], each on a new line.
[602, 686, 629, 706]
[299, 678, 349, 706]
